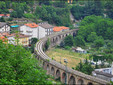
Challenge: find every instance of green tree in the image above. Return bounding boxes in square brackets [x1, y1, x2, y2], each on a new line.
[87, 32, 98, 42]
[11, 11, 17, 18]
[75, 59, 94, 75]
[45, 38, 50, 51]
[105, 1, 113, 19]
[75, 60, 83, 71]
[0, 40, 52, 84]
[0, 17, 5, 22]
[94, 38, 105, 47]
[64, 35, 74, 47]
[24, 13, 35, 19]
[74, 35, 85, 46]
[30, 38, 38, 45]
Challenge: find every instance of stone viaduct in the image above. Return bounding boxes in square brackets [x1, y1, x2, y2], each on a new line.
[35, 29, 109, 85]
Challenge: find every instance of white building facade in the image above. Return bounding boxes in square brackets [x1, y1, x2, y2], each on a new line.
[38, 22, 54, 36]
[20, 23, 46, 39]
[0, 22, 10, 33]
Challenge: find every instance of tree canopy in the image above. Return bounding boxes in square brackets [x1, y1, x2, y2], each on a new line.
[0, 40, 52, 84]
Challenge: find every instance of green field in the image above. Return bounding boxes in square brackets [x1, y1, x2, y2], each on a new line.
[46, 48, 89, 68]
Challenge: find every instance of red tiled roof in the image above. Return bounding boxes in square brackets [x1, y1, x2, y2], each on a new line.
[0, 14, 4, 16]
[61, 26, 69, 30]
[0, 14, 10, 17]
[25, 23, 38, 28]
[53, 27, 62, 32]
[53, 26, 69, 32]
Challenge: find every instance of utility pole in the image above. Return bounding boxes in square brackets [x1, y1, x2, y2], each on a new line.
[64, 59, 68, 85]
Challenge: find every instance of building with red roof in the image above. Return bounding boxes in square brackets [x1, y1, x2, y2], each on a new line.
[20, 23, 47, 39]
[8, 9, 13, 13]
[0, 14, 10, 18]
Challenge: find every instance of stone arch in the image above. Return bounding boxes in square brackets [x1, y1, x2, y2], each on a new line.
[55, 37, 58, 42]
[66, 34, 68, 37]
[53, 38, 55, 43]
[69, 76, 76, 85]
[58, 35, 61, 39]
[78, 79, 84, 85]
[46, 64, 50, 74]
[62, 72, 67, 83]
[56, 69, 60, 80]
[87, 82, 93, 85]
[63, 34, 65, 38]
[51, 67, 55, 76]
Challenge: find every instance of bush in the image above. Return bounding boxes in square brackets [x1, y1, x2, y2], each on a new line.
[64, 46, 71, 50]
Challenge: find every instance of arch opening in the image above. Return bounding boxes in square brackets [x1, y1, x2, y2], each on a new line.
[51, 67, 55, 76]
[56, 69, 60, 80]
[62, 72, 66, 83]
[53, 38, 55, 43]
[87, 82, 93, 85]
[46, 64, 49, 74]
[78, 79, 84, 85]
[56, 37, 58, 42]
[69, 76, 76, 85]
[59, 35, 61, 39]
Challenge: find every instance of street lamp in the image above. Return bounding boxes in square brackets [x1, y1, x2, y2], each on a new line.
[64, 59, 68, 85]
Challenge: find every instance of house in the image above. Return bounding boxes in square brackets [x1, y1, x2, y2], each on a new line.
[14, 33, 30, 46]
[72, 47, 87, 53]
[8, 9, 13, 13]
[0, 14, 10, 18]
[53, 26, 69, 32]
[7, 33, 30, 46]
[0, 32, 30, 46]
[92, 62, 113, 82]
[20, 23, 48, 39]
[0, 32, 15, 45]
[38, 22, 54, 36]
[92, 71, 113, 82]
[0, 14, 4, 18]
[0, 22, 10, 33]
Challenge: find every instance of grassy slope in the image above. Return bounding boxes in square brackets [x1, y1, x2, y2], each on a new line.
[46, 48, 89, 68]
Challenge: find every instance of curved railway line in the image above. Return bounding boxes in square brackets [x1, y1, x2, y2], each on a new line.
[35, 29, 109, 85]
